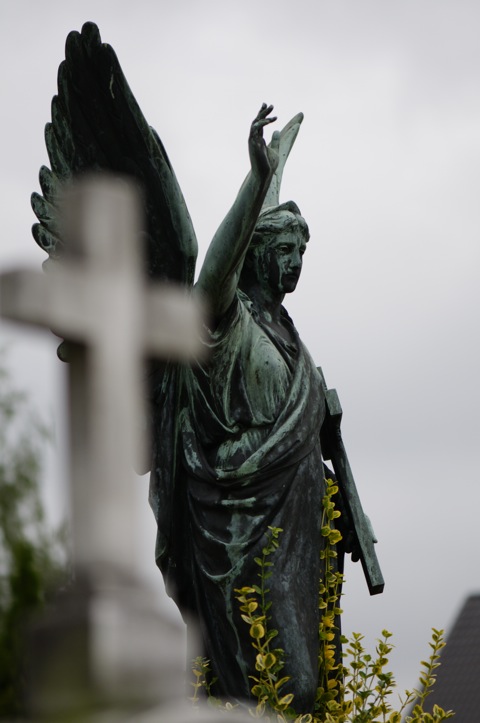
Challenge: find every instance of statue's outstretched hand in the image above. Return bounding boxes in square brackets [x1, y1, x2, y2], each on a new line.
[249, 104, 280, 179]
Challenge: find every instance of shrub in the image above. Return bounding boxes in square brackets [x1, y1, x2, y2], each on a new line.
[0, 356, 67, 718]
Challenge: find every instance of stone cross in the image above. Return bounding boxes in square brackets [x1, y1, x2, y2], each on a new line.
[1, 175, 203, 577]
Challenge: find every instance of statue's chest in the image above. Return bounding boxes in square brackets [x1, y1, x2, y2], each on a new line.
[240, 324, 295, 423]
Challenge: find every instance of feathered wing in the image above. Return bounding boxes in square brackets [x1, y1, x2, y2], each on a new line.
[262, 111, 304, 210]
[30, 22, 198, 590]
[31, 21, 197, 284]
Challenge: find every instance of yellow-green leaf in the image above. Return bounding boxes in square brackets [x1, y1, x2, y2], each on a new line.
[250, 622, 265, 639]
[278, 693, 294, 709]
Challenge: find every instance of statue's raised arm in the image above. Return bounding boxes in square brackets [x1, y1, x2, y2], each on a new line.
[196, 104, 279, 319]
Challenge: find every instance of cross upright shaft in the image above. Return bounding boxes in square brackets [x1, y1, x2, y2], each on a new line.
[62, 177, 146, 576]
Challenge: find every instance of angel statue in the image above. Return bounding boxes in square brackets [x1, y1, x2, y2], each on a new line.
[31, 22, 383, 716]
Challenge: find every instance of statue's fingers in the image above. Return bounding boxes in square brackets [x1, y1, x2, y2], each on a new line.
[265, 115, 277, 125]
[255, 115, 277, 129]
[255, 103, 274, 121]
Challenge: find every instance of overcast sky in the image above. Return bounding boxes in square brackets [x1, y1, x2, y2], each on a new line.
[1, 0, 480, 700]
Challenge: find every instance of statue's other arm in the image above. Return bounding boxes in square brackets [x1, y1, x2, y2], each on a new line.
[196, 105, 279, 319]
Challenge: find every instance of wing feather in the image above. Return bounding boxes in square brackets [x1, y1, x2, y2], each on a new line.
[32, 22, 197, 284]
[38, 165, 62, 205]
[31, 193, 58, 231]
[31, 222, 62, 257]
[50, 96, 76, 167]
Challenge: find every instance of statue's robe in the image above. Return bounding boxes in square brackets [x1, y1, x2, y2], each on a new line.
[149, 291, 326, 711]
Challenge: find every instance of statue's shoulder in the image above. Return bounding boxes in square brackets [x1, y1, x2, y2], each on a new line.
[204, 290, 257, 355]
[237, 289, 255, 315]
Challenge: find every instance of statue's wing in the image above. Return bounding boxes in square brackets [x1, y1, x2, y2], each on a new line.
[30, 25, 195, 535]
[31, 21, 197, 285]
[262, 112, 304, 209]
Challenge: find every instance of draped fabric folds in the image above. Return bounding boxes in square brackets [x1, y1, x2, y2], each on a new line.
[149, 291, 326, 710]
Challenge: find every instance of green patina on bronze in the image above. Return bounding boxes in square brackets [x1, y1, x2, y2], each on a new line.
[31, 22, 383, 715]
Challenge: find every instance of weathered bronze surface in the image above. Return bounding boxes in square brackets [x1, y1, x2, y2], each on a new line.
[31, 22, 383, 713]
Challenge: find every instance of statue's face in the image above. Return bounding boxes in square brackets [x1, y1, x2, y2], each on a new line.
[254, 228, 307, 295]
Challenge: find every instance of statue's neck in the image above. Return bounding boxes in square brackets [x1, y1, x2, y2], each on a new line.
[241, 284, 295, 344]
[242, 283, 284, 324]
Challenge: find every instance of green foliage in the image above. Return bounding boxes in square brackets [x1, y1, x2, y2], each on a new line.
[235, 526, 295, 718]
[0, 356, 67, 718]
[316, 479, 345, 718]
[191, 479, 455, 722]
[191, 656, 219, 705]
[406, 628, 452, 723]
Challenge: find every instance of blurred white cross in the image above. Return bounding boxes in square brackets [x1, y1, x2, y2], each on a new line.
[0, 175, 203, 576]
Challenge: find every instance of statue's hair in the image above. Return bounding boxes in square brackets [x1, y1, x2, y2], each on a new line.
[250, 201, 310, 249]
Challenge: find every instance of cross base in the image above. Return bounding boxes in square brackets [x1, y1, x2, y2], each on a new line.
[26, 569, 185, 720]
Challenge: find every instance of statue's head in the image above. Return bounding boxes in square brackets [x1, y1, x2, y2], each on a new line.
[240, 201, 309, 295]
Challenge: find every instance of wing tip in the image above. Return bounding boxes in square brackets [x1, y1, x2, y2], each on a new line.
[81, 21, 102, 48]
[65, 21, 101, 62]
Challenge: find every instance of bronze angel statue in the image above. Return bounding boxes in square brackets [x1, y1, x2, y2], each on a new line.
[31, 22, 383, 715]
